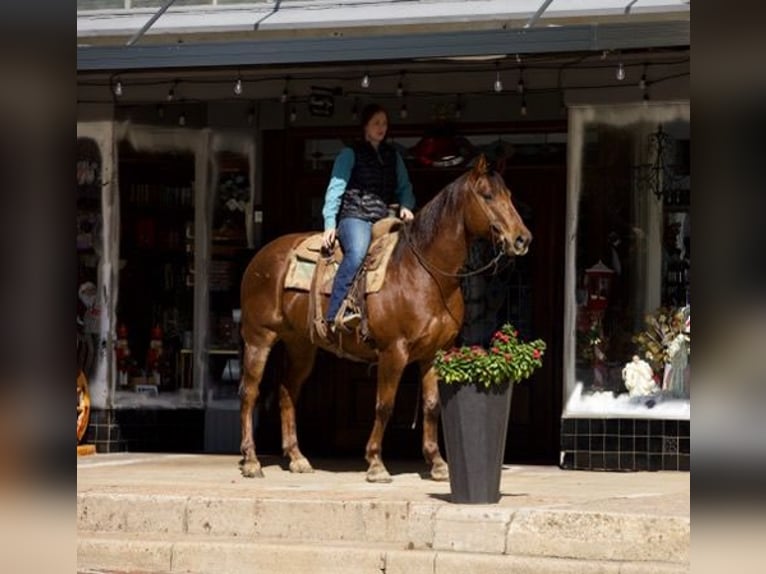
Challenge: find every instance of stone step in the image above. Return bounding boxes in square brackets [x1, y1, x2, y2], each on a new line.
[78, 491, 689, 566]
[78, 532, 688, 574]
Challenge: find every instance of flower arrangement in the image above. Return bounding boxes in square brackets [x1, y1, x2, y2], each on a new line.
[434, 324, 546, 387]
[632, 305, 690, 373]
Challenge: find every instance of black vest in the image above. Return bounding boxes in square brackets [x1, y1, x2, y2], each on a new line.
[338, 141, 398, 223]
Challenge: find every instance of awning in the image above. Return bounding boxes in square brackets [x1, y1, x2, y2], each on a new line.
[77, 0, 689, 71]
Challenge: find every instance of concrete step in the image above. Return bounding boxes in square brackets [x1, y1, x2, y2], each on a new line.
[78, 491, 689, 570]
[78, 531, 688, 574]
[77, 456, 690, 573]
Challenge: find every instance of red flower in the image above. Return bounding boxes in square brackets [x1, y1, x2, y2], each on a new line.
[533, 349, 541, 359]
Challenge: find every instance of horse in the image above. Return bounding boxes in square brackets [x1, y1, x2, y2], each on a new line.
[238, 155, 532, 483]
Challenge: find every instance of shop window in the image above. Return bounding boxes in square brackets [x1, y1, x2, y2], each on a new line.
[115, 144, 195, 404]
[77, 137, 104, 381]
[565, 105, 690, 422]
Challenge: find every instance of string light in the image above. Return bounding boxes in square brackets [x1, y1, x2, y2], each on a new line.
[517, 67, 525, 94]
[639, 65, 648, 91]
[113, 80, 123, 97]
[616, 62, 626, 81]
[166, 82, 176, 102]
[178, 112, 186, 126]
[234, 77, 243, 95]
[399, 102, 408, 119]
[396, 72, 405, 98]
[515, 53, 522, 64]
[493, 64, 503, 93]
[361, 72, 370, 89]
[520, 96, 527, 117]
[280, 78, 289, 104]
[289, 106, 297, 123]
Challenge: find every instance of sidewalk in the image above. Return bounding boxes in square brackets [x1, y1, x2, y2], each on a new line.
[77, 452, 689, 573]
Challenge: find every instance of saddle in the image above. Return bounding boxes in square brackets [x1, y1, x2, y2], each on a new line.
[284, 218, 402, 344]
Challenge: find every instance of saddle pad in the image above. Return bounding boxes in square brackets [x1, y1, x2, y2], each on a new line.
[284, 230, 400, 294]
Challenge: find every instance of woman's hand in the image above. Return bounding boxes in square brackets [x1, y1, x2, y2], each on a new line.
[322, 228, 337, 250]
[399, 207, 414, 222]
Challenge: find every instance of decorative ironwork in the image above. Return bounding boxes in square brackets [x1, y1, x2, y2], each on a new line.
[634, 124, 687, 203]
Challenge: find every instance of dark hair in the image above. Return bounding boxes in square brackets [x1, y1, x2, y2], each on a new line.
[360, 103, 388, 127]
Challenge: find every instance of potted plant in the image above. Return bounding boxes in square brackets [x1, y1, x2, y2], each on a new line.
[434, 324, 546, 503]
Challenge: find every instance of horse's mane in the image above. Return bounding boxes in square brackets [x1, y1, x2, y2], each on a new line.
[392, 173, 468, 262]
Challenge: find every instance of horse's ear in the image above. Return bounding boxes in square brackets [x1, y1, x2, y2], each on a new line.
[472, 154, 489, 177]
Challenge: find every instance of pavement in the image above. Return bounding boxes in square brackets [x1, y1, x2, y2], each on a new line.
[77, 452, 689, 573]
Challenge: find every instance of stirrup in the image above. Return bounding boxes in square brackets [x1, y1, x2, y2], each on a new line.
[341, 310, 361, 329]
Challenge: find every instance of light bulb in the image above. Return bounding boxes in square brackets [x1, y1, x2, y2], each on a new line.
[639, 74, 647, 91]
[399, 104, 408, 119]
[396, 82, 404, 98]
[616, 62, 626, 81]
[642, 92, 650, 106]
[113, 80, 123, 97]
[494, 71, 503, 93]
[166, 86, 175, 101]
[280, 88, 288, 104]
[520, 98, 527, 116]
[361, 73, 370, 89]
[234, 78, 243, 95]
[289, 106, 297, 123]
[178, 113, 186, 126]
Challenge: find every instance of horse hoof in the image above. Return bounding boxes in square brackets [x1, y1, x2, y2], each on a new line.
[366, 467, 393, 483]
[430, 462, 450, 482]
[289, 457, 314, 474]
[240, 461, 264, 478]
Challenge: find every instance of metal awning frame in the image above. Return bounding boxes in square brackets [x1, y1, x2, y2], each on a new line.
[78, 20, 689, 72]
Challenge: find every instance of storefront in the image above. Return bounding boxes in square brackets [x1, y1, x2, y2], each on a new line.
[77, 1, 689, 464]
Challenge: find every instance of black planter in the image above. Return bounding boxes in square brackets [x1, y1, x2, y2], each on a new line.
[438, 380, 513, 504]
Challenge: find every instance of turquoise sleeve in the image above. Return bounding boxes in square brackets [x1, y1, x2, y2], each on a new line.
[395, 152, 416, 210]
[322, 147, 355, 230]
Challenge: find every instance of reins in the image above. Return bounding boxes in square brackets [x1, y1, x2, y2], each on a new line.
[401, 180, 509, 279]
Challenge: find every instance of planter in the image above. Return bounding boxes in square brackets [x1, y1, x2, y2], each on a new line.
[438, 380, 513, 504]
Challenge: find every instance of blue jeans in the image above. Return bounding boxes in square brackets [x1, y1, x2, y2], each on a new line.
[326, 217, 372, 322]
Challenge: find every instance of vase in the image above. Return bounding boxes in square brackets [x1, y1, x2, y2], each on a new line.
[438, 380, 513, 504]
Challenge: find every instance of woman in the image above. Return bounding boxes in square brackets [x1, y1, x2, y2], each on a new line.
[319, 103, 415, 337]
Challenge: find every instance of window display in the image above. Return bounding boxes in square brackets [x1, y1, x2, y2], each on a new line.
[561, 103, 690, 471]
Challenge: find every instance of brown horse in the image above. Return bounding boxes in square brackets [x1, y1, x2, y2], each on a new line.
[239, 156, 531, 482]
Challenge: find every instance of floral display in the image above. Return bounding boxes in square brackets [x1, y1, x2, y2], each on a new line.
[434, 324, 546, 387]
[632, 305, 690, 373]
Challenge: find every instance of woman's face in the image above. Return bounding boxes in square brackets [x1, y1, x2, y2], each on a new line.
[364, 111, 388, 146]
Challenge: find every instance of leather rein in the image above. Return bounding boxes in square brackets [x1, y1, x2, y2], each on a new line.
[401, 183, 510, 279]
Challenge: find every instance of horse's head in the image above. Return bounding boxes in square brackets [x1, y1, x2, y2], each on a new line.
[464, 155, 532, 256]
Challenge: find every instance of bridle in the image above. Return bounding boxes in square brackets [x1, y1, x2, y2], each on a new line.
[401, 175, 511, 279]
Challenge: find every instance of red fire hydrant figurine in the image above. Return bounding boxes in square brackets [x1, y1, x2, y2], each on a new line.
[115, 323, 131, 388]
[146, 325, 164, 387]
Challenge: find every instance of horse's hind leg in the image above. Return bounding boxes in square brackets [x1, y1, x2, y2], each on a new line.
[239, 329, 277, 478]
[280, 337, 317, 473]
[420, 361, 449, 481]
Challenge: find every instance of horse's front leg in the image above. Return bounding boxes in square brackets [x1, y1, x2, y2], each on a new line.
[420, 361, 449, 481]
[365, 343, 408, 483]
[239, 332, 276, 478]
